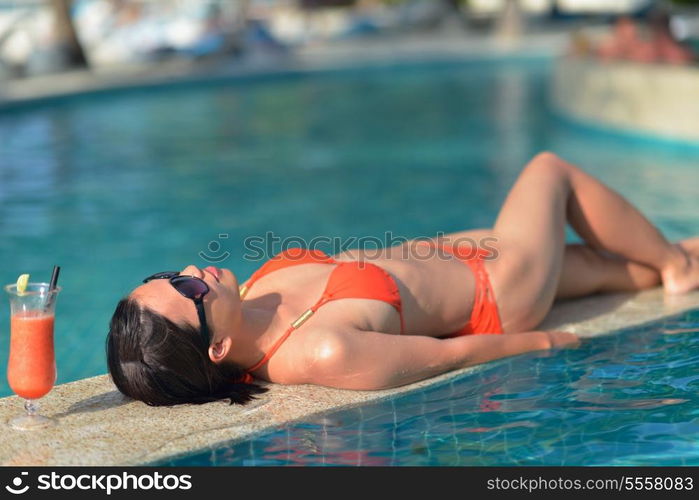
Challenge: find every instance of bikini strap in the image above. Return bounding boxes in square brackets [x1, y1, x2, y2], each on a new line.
[244, 325, 295, 374]
[244, 300, 324, 373]
[239, 247, 334, 298]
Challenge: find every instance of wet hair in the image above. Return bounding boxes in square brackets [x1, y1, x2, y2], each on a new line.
[106, 297, 267, 406]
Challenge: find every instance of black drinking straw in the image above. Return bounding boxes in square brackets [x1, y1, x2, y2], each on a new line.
[49, 266, 60, 292]
[45, 265, 60, 311]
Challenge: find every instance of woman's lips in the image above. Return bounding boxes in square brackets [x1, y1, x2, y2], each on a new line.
[203, 266, 221, 282]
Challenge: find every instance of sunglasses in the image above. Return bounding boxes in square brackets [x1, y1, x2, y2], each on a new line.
[143, 272, 211, 346]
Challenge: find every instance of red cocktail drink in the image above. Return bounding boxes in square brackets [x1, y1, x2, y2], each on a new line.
[5, 281, 60, 430]
[8, 311, 56, 400]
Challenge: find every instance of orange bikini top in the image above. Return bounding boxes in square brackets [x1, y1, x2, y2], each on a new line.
[239, 247, 404, 378]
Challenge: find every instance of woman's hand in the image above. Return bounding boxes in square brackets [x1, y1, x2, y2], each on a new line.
[542, 330, 581, 349]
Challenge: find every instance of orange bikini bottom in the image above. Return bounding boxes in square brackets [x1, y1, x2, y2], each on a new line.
[419, 241, 504, 337]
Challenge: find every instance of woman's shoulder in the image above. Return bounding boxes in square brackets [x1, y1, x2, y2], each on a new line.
[266, 326, 354, 384]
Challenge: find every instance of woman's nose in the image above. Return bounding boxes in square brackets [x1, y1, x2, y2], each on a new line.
[180, 264, 202, 277]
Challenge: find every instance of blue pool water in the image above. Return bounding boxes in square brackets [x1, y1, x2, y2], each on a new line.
[1, 57, 699, 465]
[157, 308, 699, 466]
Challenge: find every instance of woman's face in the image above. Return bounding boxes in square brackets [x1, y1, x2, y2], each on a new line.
[131, 265, 241, 339]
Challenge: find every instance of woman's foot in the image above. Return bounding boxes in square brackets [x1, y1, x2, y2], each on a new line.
[661, 241, 699, 295]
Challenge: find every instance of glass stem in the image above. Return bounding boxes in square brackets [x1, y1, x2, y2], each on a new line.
[24, 399, 38, 417]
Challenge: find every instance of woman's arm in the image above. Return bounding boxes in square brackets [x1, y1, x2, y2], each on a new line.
[294, 329, 579, 390]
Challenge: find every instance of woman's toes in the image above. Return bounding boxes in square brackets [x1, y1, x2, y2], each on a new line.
[661, 245, 699, 295]
[677, 237, 699, 257]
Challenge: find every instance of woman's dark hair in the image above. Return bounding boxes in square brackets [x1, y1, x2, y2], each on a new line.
[106, 297, 267, 406]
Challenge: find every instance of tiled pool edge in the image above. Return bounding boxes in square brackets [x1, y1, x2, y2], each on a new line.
[1, 287, 698, 466]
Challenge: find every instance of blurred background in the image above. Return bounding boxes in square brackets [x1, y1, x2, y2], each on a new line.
[0, 0, 697, 79]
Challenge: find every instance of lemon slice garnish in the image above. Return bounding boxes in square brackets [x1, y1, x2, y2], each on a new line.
[16, 274, 29, 295]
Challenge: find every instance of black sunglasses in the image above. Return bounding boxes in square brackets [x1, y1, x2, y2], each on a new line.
[143, 271, 211, 346]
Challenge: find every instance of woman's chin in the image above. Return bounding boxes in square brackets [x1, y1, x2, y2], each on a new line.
[221, 268, 237, 286]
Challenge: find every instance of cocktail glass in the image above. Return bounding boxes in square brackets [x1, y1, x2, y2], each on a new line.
[4, 282, 60, 430]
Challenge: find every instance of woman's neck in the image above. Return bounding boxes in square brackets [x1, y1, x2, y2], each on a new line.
[229, 303, 281, 369]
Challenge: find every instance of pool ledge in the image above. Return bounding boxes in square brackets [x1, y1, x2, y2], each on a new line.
[0, 32, 566, 111]
[1, 287, 698, 466]
[552, 57, 699, 144]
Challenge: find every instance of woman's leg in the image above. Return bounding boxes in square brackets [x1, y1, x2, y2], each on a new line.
[555, 244, 659, 299]
[556, 237, 699, 298]
[436, 228, 663, 299]
[486, 152, 699, 333]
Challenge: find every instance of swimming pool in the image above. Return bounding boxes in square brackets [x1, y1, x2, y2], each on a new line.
[0, 57, 698, 464]
[155, 307, 699, 466]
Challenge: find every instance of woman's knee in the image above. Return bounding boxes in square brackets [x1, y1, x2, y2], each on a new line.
[527, 151, 571, 176]
[522, 152, 574, 198]
[531, 151, 561, 164]
[520, 154, 565, 186]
